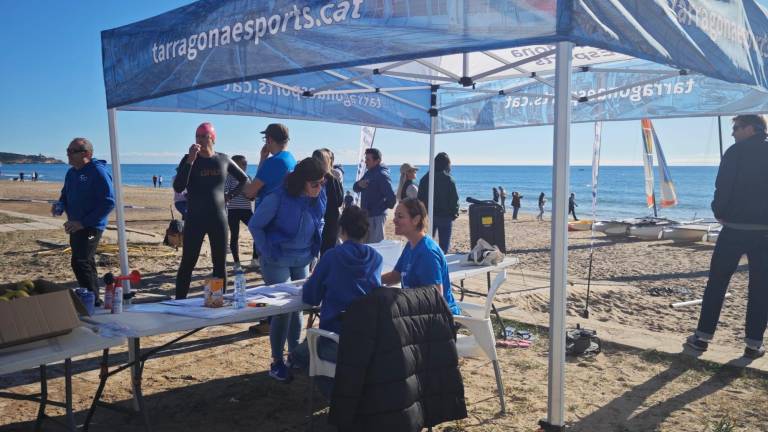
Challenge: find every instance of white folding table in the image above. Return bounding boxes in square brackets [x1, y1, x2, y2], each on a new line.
[0, 326, 126, 432]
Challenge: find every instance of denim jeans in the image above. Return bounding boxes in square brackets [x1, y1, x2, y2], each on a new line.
[432, 215, 453, 254]
[261, 254, 311, 360]
[696, 227, 768, 348]
[512, 206, 520, 220]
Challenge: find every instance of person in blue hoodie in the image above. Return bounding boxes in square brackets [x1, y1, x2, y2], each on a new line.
[352, 148, 396, 244]
[290, 205, 382, 394]
[52, 138, 115, 304]
[248, 157, 327, 381]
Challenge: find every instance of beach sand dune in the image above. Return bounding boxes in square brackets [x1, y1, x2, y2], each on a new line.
[1, 182, 766, 431]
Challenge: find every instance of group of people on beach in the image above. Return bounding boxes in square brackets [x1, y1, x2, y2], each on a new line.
[46, 113, 768, 393]
[491, 187, 578, 222]
[169, 121, 462, 382]
[151, 174, 163, 187]
[12, 171, 39, 182]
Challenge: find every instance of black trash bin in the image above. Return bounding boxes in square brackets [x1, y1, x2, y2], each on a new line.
[466, 197, 506, 253]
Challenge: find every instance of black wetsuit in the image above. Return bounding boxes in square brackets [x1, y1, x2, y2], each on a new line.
[173, 152, 247, 299]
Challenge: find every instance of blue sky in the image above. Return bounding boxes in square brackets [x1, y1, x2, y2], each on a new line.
[0, 1, 758, 166]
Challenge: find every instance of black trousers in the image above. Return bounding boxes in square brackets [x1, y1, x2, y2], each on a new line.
[697, 227, 768, 346]
[70, 228, 103, 300]
[175, 212, 228, 299]
[227, 208, 253, 264]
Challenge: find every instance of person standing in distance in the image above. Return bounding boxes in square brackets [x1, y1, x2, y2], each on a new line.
[52, 138, 115, 304]
[353, 148, 396, 243]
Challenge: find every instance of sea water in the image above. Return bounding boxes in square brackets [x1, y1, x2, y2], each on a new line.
[2, 163, 717, 220]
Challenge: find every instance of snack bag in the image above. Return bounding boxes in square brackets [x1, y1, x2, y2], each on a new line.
[204, 278, 225, 308]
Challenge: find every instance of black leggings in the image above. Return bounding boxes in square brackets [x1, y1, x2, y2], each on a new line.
[175, 213, 228, 299]
[227, 208, 253, 264]
[70, 228, 103, 300]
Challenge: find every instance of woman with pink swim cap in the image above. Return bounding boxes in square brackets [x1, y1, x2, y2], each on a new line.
[173, 122, 248, 299]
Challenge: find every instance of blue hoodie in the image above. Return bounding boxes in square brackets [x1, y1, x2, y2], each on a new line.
[302, 241, 383, 334]
[353, 164, 396, 217]
[59, 160, 115, 231]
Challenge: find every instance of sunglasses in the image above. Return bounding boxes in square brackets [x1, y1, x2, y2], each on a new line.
[309, 179, 326, 188]
[67, 148, 87, 155]
[196, 134, 212, 139]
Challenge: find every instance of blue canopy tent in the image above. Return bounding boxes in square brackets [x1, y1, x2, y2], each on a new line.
[102, 1, 768, 429]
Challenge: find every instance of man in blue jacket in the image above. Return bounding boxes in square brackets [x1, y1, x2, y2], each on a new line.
[353, 148, 396, 243]
[52, 138, 115, 303]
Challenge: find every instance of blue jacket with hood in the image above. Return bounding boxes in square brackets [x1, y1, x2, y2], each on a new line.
[302, 241, 383, 334]
[353, 164, 396, 217]
[59, 160, 115, 231]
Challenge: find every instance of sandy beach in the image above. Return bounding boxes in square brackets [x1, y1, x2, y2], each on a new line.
[1, 181, 767, 431]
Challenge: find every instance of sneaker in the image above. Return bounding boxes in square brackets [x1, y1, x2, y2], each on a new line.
[285, 353, 301, 370]
[744, 345, 766, 359]
[684, 334, 709, 352]
[269, 360, 290, 382]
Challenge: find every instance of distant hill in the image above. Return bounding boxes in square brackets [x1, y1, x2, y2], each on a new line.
[0, 152, 64, 164]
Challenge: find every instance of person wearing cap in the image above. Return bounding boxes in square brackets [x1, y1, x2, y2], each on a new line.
[173, 122, 248, 299]
[352, 148, 396, 244]
[397, 163, 419, 201]
[243, 123, 297, 202]
[417, 152, 459, 254]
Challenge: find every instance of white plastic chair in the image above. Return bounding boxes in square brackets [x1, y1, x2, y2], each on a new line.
[306, 328, 339, 431]
[453, 269, 507, 414]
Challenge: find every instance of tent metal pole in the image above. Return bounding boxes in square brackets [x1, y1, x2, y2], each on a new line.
[107, 108, 140, 411]
[543, 41, 573, 432]
[428, 115, 437, 221]
[717, 116, 724, 159]
[107, 109, 131, 293]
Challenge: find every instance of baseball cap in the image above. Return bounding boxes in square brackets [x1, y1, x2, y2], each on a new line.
[400, 163, 418, 173]
[261, 123, 289, 142]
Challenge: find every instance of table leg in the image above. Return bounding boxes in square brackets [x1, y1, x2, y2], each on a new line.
[83, 349, 110, 431]
[33, 365, 47, 432]
[460, 279, 465, 301]
[130, 338, 152, 432]
[64, 358, 76, 431]
[129, 338, 140, 411]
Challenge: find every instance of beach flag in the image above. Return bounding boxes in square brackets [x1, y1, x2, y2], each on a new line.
[355, 126, 377, 204]
[640, 119, 657, 209]
[649, 122, 679, 208]
[591, 121, 602, 214]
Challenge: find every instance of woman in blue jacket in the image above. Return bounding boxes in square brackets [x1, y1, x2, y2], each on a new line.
[381, 198, 461, 315]
[248, 158, 327, 381]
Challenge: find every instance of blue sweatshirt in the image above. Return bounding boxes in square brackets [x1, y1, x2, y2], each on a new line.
[302, 241, 383, 334]
[59, 160, 115, 231]
[353, 164, 396, 217]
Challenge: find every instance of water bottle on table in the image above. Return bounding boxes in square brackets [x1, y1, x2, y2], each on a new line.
[234, 269, 247, 309]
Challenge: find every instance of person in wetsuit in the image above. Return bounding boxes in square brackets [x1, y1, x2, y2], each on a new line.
[173, 122, 248, 299]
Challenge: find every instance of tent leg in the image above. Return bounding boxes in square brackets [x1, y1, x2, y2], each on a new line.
[427, 115, 437, 221]
[107, 109, 140, 411]
[542, 41, 573, 432]
[107, 108, 131, 294]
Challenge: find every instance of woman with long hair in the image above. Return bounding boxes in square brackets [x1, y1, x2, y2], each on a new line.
[396, 163, 419, 201]
[248, 157, 327, 381]
[381, 198, 460, 315]
[312, 148, 344, 254]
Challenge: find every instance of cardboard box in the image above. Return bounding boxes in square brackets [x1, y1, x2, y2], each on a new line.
[0, 289, 82, 349]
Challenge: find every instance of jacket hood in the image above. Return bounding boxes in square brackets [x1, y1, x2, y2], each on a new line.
[336, 241, 382, 278]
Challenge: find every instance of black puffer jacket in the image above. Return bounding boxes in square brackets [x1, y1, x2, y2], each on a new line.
[328, 286, 467, 432]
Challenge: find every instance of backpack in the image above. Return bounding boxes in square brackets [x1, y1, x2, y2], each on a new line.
[163, 206, 184, 249]
[566, 326, 601, 357]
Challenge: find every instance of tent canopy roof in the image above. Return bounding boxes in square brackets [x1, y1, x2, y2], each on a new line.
[102, 0, 768, 133]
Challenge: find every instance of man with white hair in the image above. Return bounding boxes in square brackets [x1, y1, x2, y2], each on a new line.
[52, 138, 115, 304]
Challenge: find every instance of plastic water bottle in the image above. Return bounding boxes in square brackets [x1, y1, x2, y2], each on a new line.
[112, 285, 123, 314]
[234, 269, 246, 309]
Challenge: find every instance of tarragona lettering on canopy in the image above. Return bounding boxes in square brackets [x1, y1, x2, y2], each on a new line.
[152, 0, 364, 64]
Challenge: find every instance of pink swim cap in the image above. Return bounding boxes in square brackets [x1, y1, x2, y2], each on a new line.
[196, 122, 216, 141]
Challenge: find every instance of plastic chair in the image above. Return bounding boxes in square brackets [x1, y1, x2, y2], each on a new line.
[453, 269, 508, 414]
[306, 328, 339, 431]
